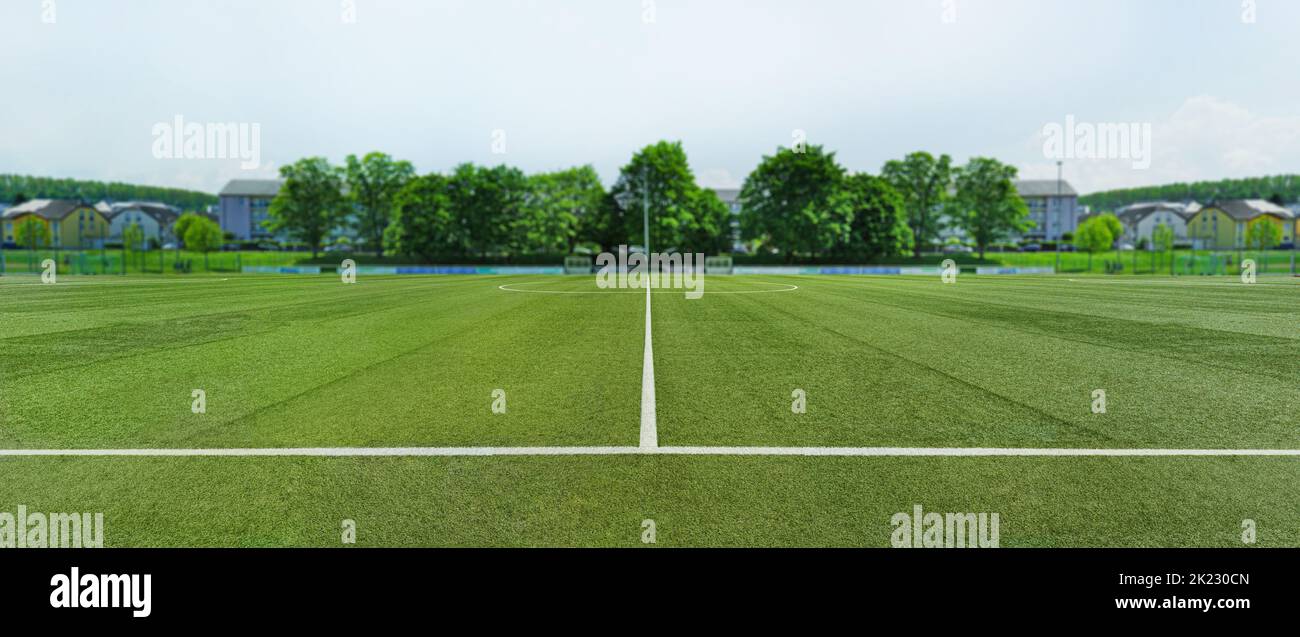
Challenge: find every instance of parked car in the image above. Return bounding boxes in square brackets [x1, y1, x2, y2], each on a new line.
[1020, 244, 1041, 252]
[162, 243, 178, 250]
[942, 244, 973, 254]
[1280, 241, 1296, 251]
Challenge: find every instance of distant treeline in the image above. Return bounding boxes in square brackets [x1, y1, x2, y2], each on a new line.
[0, 175, 217, 211]
[265, 144, 1034, 262]
[1080, 175, 1300, 211]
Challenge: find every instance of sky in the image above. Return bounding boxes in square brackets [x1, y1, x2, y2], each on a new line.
[3, 0, 1300, 196]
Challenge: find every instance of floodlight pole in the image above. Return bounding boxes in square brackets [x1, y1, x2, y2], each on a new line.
[642, 165, 650, 255]
[1056, 161, 1062, 274]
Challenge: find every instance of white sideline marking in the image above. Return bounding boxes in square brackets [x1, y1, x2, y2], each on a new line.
[640, 284, 658, 449]
[3, 447, 1300, 457]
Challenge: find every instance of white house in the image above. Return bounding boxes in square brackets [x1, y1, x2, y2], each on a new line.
[1116, 201, 1199, 244]
[99, 202, 181, 245]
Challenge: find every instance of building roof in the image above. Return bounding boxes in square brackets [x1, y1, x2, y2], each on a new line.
[136, 203, 181, 226]
[1203, 199, 1295, 221]
[219, 179, 284, 198]
[1015, 180, 1078, 198]
[104, 201, 182, 226]
[1, 199, 96, 221]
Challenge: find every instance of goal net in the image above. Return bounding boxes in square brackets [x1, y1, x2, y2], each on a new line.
[705, 256, 734, 275]
[564, 255, 593, 275]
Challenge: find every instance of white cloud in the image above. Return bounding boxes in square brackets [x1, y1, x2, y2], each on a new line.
[6, 3, 1300, 196]
[1020, 96, 1300, 194]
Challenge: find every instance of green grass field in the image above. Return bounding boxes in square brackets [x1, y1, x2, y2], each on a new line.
[1, 273, 1298, 546]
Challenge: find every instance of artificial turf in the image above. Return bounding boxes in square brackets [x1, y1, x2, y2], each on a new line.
[1, 273, 1297, 547]
[0, 275, 641, 448]
[654, 275, 1300, 448]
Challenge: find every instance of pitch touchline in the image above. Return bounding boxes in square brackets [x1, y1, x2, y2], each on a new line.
[640, 284, 658, 448]
[3, 447, 1300, 457]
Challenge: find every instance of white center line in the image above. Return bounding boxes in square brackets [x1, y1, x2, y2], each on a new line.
[639, 283, 658, 449]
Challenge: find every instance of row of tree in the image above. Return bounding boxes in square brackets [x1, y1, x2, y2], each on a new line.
[740, 147, 1030, 260]
[264, 143, 1033, 261]
[1071, 210, 1284, 271]
[11, 211, 224, 257]
[0, 174, 217, 212]
[1079, 174, 1300, 212]
[268, 144, 733, 260]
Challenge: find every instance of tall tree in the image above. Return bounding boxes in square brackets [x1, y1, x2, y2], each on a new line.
[584, 192, 631, 254]
[831, 173, 912, 259]
[171, 211, 205, 263]
[1073, 217, 1114, 271]
[881, 152, 952, 255]
[739, 145, 847, 261]
[387, 173, 457, 262]
[1152, 222, 1175, 253]
[184, 217, 224, 270]
[345, 152, 414, 258]
[1247, 220, 1281, 251]
[15, 216, 50, 251]
[524, 166, 606, 254]
[612, 141, 728, 253]
[949, 157, 1031, 260]
[445, 164, 529, 258]
[123, 222, 145, 270]
[123, 222, 145, 252]
[683, 188, 733, 255]
[267, 157, 348, 258]
[1094, 212, 1125, 261]
[1152, 222, 1175, 271]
